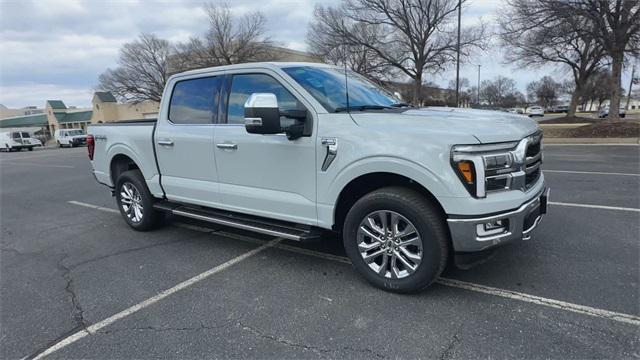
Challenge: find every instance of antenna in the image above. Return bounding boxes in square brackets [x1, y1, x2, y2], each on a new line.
[343, 44, 350, 112]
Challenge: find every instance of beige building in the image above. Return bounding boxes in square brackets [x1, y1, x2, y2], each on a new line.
[90, 92, 159, 123]
[0, 104, 43, 119]
[0, 92, 159, 138]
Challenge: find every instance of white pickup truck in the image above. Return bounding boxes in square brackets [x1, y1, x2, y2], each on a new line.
[88, 62, 548, 292]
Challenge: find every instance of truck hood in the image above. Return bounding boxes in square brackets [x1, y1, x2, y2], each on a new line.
[71, 135, 87, 140]
[350, 107, 540, 143]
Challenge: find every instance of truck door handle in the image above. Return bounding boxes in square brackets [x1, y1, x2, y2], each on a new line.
[157, 139, 174, 146]
[216, 143, 238, 150]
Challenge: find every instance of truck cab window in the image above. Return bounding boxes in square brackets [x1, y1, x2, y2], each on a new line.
[169, 76, 221, 124]
[227, 73, 304, 125]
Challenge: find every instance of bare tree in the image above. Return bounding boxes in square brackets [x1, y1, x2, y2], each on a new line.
[550, 0, 640, 119]
[174, 3, 273, 70]
[98, 33, 170, 103]
[308, 18, 395, 82]
[311, 0, 487, 104]
[527, 76, 562, 109]
[480, 76, 518, 107]
[580, 70, 622, 110]
[499, 0, 606, 117]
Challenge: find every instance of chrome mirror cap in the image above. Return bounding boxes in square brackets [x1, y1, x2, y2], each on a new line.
[244, 93, 278, 109]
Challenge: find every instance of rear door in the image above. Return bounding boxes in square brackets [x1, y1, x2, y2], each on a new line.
[213, 71, 318, 225]
[155, 74, 222, 207]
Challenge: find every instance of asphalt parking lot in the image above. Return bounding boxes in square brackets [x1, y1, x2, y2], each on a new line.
[1, 144, 638, 359]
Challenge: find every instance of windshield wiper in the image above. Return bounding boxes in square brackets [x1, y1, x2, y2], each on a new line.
[390, 102, 413, 108]
[334, 105, 393, 113]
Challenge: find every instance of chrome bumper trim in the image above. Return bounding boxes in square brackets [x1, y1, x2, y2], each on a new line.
[447, 187, 549, 252]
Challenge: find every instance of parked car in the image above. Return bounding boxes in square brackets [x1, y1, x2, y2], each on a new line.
[55, 129, 87, 147]
[0, 131, 42, 151]
[598, 106, 626, 118]
[550, 105, 569, 113]
[88, 62, 548, 293]
[527, 106, 544, 117]
[507, 108, 524, 114]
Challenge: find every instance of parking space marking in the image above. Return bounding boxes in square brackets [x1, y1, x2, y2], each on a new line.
[67, 200, 119, 214]
[0, 162, 75, 169]
[30, 237, 282, 360]
[65, 201, 640, 330]
[436, 278, 640, 326]
[0, 152, 85, 161]
[544, 169, 640, 177]
[549, 201, 640, 213]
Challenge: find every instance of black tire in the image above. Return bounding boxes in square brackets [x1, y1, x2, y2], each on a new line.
[57, 141, 62, 148]
[28, 147, 33, 151]
[343, 187, 449, 293]
[115, 169, 163, 231]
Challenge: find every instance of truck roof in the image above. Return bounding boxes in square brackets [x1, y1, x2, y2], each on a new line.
[172, 62, 336, 79]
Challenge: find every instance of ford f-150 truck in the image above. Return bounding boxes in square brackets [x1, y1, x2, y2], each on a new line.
[88, 62, 548, 293]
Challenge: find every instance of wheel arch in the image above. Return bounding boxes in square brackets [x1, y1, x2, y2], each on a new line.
[332, 172, 448, 233]
[109, 153, 142, 186]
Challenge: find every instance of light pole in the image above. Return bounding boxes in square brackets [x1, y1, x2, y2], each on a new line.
[455, 0, 461, 107]
[477, 64, 481, 104]
[626, 64, 635, 111]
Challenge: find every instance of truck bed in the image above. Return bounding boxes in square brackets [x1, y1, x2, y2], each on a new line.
[88, 120, 163, 197]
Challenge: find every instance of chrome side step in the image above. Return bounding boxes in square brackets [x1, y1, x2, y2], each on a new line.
[154, 201, 322, 241]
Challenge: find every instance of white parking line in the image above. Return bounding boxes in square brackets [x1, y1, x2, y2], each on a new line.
[0, 162, 75, 169]
[68, 200, 119, 213]
[544, 169, 640, 177]
[30, 237, 282, 360]
[209, 230, 640, 326]
[0, 152, 85, 161]
[549, 201, 640, 213]
[67, 200, 640, 328]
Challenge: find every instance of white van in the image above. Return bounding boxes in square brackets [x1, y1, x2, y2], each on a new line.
[0, 131, 43, 151]
[54, 129, 87, 147]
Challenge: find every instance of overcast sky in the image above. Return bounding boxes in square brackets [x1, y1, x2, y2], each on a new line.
[0, 0, 635, 108]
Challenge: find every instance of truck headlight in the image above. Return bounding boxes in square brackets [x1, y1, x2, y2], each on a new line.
[451, 141, 522, 198]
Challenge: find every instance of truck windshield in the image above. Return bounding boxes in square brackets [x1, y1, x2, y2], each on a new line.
[282, 66, 400, 112]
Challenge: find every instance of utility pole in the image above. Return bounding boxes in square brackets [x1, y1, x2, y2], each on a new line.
[455, 0, 461, 107]
[477, 64, 481, 104]
[625, 64, 635, 111]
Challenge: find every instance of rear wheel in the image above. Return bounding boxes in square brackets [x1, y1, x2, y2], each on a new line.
[28, 146, 33, 151]
[115, 170, 163, 231]
[343, 187, 449, 293]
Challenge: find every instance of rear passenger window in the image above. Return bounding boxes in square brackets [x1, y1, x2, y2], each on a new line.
[169, 76, 221, 124]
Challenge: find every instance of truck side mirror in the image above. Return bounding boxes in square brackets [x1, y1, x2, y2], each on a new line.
[244, 93, 282, 135]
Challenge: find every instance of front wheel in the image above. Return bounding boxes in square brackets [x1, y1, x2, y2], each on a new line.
[28, 147, 33, 151]
[343, 187, 449, 293]
[115, 170, 163, 231]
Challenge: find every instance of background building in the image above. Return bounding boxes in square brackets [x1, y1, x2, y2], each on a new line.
[0, 92, 160, 144]
[0, 104, 44, 119]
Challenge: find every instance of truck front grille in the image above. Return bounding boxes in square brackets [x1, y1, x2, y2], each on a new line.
[524, 134, 542, 188]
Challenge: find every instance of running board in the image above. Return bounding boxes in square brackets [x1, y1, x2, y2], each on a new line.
[153, 201, 322, 241]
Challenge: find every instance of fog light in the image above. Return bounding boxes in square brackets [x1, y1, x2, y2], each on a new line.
[477, 219, 508, 237]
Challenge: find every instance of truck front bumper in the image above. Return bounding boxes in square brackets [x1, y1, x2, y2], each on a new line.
[447, 187, 549, 252]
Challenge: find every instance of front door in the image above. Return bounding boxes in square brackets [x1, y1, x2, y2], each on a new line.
[155, 75, 222, 207]
[213, 72, 317, 225]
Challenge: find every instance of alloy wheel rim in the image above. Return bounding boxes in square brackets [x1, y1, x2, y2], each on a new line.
[120, 182, 143, 223]
[356, 210, 423, 279]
